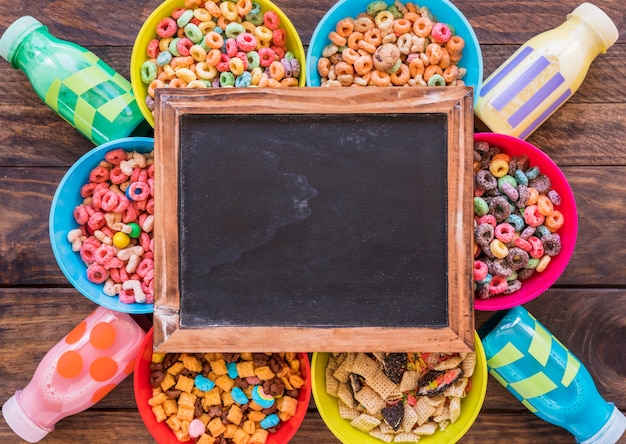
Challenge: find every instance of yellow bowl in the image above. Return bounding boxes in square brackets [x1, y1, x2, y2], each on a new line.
[311, 332, 487, 444]
[131, 0, 306, 127]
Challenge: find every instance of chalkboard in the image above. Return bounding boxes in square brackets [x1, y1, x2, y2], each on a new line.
[153, 87, 474, 353]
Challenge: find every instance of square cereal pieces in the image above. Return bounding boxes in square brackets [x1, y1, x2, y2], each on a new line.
[324, 352, 476, 442]
[148, 352, 305, 443]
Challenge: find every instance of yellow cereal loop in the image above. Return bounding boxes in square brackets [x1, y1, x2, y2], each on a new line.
[489, 158, 510, 178]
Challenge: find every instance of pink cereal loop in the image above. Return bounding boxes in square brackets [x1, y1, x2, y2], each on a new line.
[74, 205, 90, 225]
[127, 181, 150, 201]
[79, 241, 98, 263]
[86, 263, 108, 284]
[263, 10, 280, 30]
[100, 190, 120, 212]
[136, 258, 154, 279]
[88, 212, 107, 231]
[80, 182, 98, 198]
[95, 244, 115, 265]
[109, 166, 128, 184]
[89, 166, 110, 183]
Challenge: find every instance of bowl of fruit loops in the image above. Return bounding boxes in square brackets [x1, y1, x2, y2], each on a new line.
[473, 133, 578, 311]
[131, 0, 306, 127]
[306, 0, 482, 101]
[311, 332, 487, 443]
[134, 328, 311, 444]
[49, 137, 155, 314]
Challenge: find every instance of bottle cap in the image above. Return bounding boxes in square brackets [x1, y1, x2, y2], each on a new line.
[1, 392, 52, 443]
[0, 16, 45, 66]
[580, 404, 626, 444]
[569, 3, 619, 52]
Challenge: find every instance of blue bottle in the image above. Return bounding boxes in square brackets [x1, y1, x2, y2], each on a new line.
[479, 306, 625, 443]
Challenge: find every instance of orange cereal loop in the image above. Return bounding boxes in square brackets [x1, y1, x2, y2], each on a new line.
[65, 320, 87, 344]
[206, 48, 222, 66]
[169, 78, 187, 88]
[406, 2, 418, 13]
[443, 64, 459, 83]
[353, 16, 375, 33]
[445, 35, 465, 53]
[217, 15, 230, 30]
[537, 195, 554, 216]
[341, 47, 359, 65]
[363, 28, 382, 46]
[205, 31, 224, 49]
[423, 64, 443, 82]
[334, 61, 355, 76]
[90, 357, 118, 382]
[408, 57, 425, 78]
[336, 74, 354, 86]
[370, 69, 391, 86]
[336, 18, 354, 37]
[357, 39, 376, 54]
[426, 42, 443, 65]
[148, 79, 164, 97]
[329, 31, 347, 47]
[347, 31, 364, 50]
[393, 18, 412, 35]
[267, 78, 282, 87]
[269, 61, 285, 81]
[390, 63, 410, 85]
[91, 384, 117, 404]
[413, 17, 433, 37]
[403, 11, 420, 23]
[171, 56, 194, 69]
[492, 153, 511, 163]
[205, 1, 221, 18]
[527, 187, 539, 205]
[90, 322, 117, 349]
[449, 50, 463, 64]
[281, 77, 299, 87]
[236, 0, 252, 16]
[545, 210, 564, 232]
[354, 55, 373, 75]
[438, 47, 451, 69]
[184, 0, 202, 8]
[317, 57, 331, 77]
[57, 350, 83, 379]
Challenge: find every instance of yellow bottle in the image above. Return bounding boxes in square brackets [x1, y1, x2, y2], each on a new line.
[474, 3, 618, 140]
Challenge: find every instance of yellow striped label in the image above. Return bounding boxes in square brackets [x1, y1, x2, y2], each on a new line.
[99, 93, 134, 121]
[528, 320, 552, 366]
[44, 79, 62, 112]
[74, 97, 95, 140]
[561, 353, 580, 387]
[509, 372, 557, 399]
[65, 65, 111, 95]
[487, 342, 524, 369]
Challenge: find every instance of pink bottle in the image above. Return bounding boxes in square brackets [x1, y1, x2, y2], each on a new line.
[1, 306, 147, 442]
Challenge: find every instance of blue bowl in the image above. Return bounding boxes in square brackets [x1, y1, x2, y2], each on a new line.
[50, 137, 155, 314]
[306, 0, 483, 101]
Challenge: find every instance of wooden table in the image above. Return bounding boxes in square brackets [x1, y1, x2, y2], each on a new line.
[0, 0, 624, 442]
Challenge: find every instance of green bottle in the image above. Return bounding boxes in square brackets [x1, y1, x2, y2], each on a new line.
[0, 16, 146, 145]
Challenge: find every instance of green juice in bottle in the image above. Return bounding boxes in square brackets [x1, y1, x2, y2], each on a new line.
[0, 16, 146, 145]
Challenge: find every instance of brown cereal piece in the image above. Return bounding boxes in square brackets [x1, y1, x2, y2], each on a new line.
[288, 373, 305, 389]
[350, 413, 381, 432]
[224, 423, 238, 439]
[203, 386, 222, 407]
[209, 358, 229, 376]
[175, 375, 195, 393]
[197, 434, 216, 444]
[366, 370, 397, 399]
[249, 428, 269, 444]
[163, 398, 178, 416]
[177, 404, 195, 422]
[181, 353, 203, 372]
[337, 382, 357, 409]
[277, 395, 298, 417]
[148, 391, 168, 406]
[152, 404, 167, 423]
[167, 361, 185, 376]
[207, 417, 227, 437]
[178, 391, 197, 409]
[351, 352, 380, 380]
[236, 361, 256, 378]
[232, 427, 250, 444]
[221, 390, 235, 407]
[160, 372, 176, 391]
[242, 419, 256, 435]
[226, 404, 244, 425]
[354, 386, 385, 415]
[240, 352, 254, 361]
[248, 410, 266, 422]
[255, 365, 276, 381]
[214, 374, 236, 392]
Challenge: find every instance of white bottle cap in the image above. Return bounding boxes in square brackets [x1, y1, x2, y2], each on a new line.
[569, 3, 619, 52]
[1, 392, 52, 443]
[580, 404, 626, 444]
[0, 16, 45, 65]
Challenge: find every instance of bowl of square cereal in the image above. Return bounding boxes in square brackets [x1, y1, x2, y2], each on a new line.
[131, 0, 306, 127]
[473, 133, 578, 311]
[311, 332, 487, 443]
[49, 137, 155, 314]
[306, 0, 482, 99]
[134, 328, 312, 443]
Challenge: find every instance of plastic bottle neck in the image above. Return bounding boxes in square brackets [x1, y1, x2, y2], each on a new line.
[1, 391, 52, 443]
[0, 16, 47, 68]
[567, 3, 618, 55]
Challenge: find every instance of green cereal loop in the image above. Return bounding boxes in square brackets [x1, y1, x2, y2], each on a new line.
[201, 79, 213, 87]
[506, 271, 519, 282]
[219, 71, 235, 87]
[284, 50, 295, 60]
[474, 197, 489, 216]
[246, 50, 260, 70]
[156, 51, 172, 66]
[140, 61, 157, 83]
[177, 9, 194, 28]
[249, 1, 261, 15]
[387, 58, 402, 74]
[225, 22, 246, 39]
[184, 23, 203, 43]
[169, 38, 181, 56]
[525, 166, 540, 180]
[386, 5, 403, 19]
[428, 74, 446, 86]
[366, 0, 387, 16]
[525, 257, 540, 269]
[245, 12, 263, 26]
[498, 174, 518, 192]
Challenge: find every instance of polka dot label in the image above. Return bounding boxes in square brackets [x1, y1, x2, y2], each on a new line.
[90, 357, 118, 382]
[90, 322, 116, 350]
[57, 350, 83, 379]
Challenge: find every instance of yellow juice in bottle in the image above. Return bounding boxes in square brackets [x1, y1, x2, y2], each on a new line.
[474, 3, 618, 140]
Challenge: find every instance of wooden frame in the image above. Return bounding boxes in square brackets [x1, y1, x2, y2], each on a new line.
[153, 87, 474, 353]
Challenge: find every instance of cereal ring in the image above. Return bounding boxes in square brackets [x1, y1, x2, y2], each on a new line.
[156, 17, 177, 38]
[354, 16, 375, 33]
[370, 69, 391, 86]
[489, 196, 512, 222]
[475, 169, 497, 191]
[204, 31, 224, 49]
[427, 73, 445, 86]
[413, 17, 433, 37]
[528, 236, 544, 259]
[236, 32, 257, 51]
[431, 22, 452, 44]
[504, 279, 522, 294]
[524, 205, 545, 227]
[495, 223, 515, 243]
[489, 158, 509, 178]
[184, 23, 203, 43]
[547, 189, 562, 206]
[442, 64, 459, 83]
[364, 28, 382, 46]
[545, 210, 564, 232]
[490, 258, 513, 277]
[258, 47, 276, 67]
[225, 22, 246, 39]
[445, 35, 465, 53]
[390, 63, 410, 85]
[87, 263, 108, 284]
[393, 18, 412, 34]
[475, 223, 495, 247]
[408, 56, 425, 78]
[272, 28, 287, 47]
[336, 18, 354, 37]
[489, 275, 508, 295]
[530, 174, 552, 194]
[506, 247, 530, 270]
[474, 260, 488, 281]
[542, 233, 562, 256]
[423, 64, 443, 82]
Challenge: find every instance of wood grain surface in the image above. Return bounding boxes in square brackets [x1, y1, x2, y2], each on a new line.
[0, 0, 624, 443]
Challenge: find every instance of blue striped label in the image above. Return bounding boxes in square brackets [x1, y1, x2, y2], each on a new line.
[481, 46, 534, 97]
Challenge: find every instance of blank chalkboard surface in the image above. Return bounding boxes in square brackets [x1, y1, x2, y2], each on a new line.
[153, 87, 474, 353]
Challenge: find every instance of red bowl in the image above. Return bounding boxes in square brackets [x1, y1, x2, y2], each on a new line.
[473, 133, 578, 311]
[134, 328, 311, 443]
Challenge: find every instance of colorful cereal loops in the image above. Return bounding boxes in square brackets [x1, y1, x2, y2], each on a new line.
[148, 352, 305, 443]
[473, 140, 565, 299]
[316, 0, 466, 87]
[324, 352, 475, 441]
[141, 0, 302, 114]
[68, 148, 155, 305]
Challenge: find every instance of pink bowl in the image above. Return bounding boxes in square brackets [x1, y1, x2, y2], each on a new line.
[134, 329, 312, 444]
[473, 133, 578, 311]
